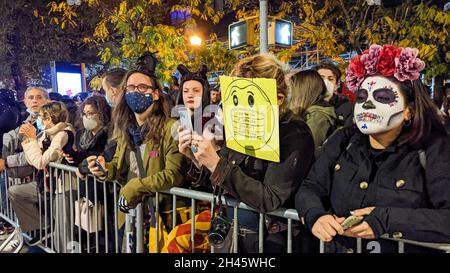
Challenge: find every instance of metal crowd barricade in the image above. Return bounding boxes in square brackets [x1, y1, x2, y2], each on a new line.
[319, 237, 450, 253]
[3, 164, 450, 254]
[155, 187, 450, 254]
[1, 162, 139, 254]
[154, 187, 301, 253]
[43, 162, 137, 253]
[0, 170, 33, 229]
[0, 169, 38, 252]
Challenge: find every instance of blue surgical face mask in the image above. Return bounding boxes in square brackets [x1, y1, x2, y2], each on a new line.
[105, 95, 115, 107]
[125, 92, 154, 114]
[36, 117, 45, 132]
[27, 108, 38, 116]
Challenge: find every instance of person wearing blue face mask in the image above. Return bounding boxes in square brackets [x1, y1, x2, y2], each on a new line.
[85, 53, 185, 251]
[1, 87, 49, 178]
[101, 68, 127, 108]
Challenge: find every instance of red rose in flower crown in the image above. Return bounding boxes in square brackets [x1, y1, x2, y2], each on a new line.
[377, 45, 402, 76]
[345, 44, 425, 91]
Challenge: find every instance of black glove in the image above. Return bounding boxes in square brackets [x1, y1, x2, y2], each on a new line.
[78, 159, 90, 176]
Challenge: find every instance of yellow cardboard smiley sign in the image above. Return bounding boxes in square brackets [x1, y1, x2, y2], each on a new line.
[219, 76, 280, 162]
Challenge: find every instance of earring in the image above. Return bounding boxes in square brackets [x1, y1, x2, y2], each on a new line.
[404, 119, 412, 127]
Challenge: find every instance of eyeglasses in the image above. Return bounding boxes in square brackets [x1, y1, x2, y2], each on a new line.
[81, 112, 99, 119]
[126, 84, 154, 93]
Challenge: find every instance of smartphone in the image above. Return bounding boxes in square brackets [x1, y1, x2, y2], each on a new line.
[179, 107, 193, 131]
[95, 160, 106, 176]
[341, 215, 364, 230]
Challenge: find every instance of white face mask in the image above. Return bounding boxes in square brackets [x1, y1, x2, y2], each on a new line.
[82, 115, 100, 131]
[323, 78, 335, 98]
[354, 76, 405, 135]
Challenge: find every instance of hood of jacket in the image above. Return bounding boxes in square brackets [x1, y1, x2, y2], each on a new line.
[39, 122, 74, 143]
[306, 104, 337, 124]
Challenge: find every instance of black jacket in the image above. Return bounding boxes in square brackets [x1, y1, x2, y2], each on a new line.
[204, 110, 315, 229]
[296, 126, 450, 252]
[71, 125, 116, 167]
[72, 126, 117, 203]
[329, 94, 354, 127]
[444, 116, 450, 134]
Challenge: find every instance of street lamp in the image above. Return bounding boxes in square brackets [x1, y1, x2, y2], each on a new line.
[190, 35, 202, 46]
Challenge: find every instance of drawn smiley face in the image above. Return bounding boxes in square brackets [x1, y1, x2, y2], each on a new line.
[223, 78, 276, 151]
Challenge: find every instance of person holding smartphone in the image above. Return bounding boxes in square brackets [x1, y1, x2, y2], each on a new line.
[175, 64, 223, 186]
[295, 44, 450, 253]
[188, 54, 316, 253]
[85, 53, 184, 247]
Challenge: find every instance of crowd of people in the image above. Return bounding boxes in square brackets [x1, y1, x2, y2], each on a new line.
[0, 43, 450, 253]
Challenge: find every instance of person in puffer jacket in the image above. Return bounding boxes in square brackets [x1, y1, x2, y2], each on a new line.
[5, 101, 75, 253]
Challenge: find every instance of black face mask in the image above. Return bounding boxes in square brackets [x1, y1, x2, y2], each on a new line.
[125, 92, 154, 114]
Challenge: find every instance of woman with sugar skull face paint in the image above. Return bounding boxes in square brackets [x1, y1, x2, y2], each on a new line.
[296, 44, 450, 253]
[190, 54, 317, 253]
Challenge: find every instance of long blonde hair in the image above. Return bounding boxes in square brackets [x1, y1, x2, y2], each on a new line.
[230, 54, 289, 112]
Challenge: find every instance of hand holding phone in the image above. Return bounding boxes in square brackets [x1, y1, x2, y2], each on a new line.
[179, 107, 193, 131]
[341, 215, 364, 230]
[95, 160, 106, 176]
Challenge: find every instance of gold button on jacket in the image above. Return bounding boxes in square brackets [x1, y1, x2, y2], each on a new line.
[334, 164, 341, 171]
[396, 179, 406, 188]
[359, 181, 369, 189]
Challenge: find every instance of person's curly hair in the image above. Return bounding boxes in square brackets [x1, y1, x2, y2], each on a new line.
[80, 95, 111, 125]
[40, 101, 68, 124]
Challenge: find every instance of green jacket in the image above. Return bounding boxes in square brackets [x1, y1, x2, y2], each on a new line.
[106, 118, 185, 208]
[305, 104, 337, 148]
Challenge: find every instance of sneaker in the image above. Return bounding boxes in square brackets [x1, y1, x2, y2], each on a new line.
[0, 229, 11, 241]
[1, 239, 23, 253]
[0, 229, 23, 253]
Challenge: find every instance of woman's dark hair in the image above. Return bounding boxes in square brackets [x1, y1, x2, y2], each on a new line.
[102, 68, 127, 89]
[393, 77, 446, 146]
[288, 70, 327, 118]
[81, 95, 111, 126]
[112, 71, 171, 149]
[313, 62, 342, 83]
[61, 98, 79, 128]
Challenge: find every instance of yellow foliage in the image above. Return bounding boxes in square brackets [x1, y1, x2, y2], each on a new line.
[89, 75, 102, 90]
[119, 1, 127, 15]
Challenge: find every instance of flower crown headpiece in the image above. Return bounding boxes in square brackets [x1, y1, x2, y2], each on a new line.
[345, 44, 425, 92]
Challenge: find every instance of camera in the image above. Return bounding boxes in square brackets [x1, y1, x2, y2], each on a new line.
[208, 214, 232, 247]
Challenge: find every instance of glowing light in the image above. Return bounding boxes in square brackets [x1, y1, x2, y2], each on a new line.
[279, 25, 291, 45]
[190, 35, 202, 46]
[231, 28, 241, 47]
